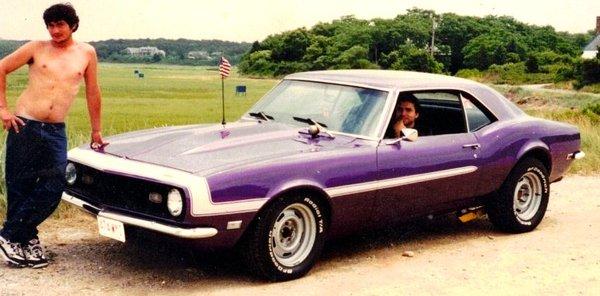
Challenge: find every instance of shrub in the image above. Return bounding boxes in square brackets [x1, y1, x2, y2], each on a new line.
[575, 58, 600, 88]
[455, 68, 484, 79]
[525, 53, 540, 73]
[553, 65, 575, 82]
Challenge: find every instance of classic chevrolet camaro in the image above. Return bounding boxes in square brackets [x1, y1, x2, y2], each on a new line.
[62, 70, 584, 281]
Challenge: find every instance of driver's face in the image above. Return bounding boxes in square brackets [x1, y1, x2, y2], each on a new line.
[395, 101, 419, 128]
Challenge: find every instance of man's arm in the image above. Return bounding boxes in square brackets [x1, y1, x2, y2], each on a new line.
[83, 45, 106, 148]
[0, 42, 35, 132]
[393, 120, 406, 138]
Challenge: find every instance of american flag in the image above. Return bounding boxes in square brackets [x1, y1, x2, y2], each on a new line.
[219, 56, 231, 78]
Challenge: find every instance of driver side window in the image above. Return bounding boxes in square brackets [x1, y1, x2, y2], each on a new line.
[385, 91, 467, 138]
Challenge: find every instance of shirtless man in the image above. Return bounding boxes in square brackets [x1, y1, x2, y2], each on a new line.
[0, 3, 106, 268]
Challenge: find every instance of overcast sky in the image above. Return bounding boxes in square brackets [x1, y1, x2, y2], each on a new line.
[1, 0, 598, 42]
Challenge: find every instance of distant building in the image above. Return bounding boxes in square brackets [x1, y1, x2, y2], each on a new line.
[123, 46, 166, 57]
[187, 50, 211, 60]
[582, 16, 600, 59]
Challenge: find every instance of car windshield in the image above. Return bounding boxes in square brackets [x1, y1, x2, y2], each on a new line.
[247, 80, 388, 138]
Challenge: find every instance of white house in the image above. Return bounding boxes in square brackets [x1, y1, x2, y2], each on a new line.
[187, 50, 211, 60]
[123, 47, 166, 57]
[582, 17, 600, 59]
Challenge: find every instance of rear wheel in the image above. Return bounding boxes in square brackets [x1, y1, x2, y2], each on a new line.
[488, 158, 550, 233]
[241, 194, 328, 281]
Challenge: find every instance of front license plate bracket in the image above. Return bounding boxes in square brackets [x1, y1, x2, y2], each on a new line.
[98, 216, 126, 242]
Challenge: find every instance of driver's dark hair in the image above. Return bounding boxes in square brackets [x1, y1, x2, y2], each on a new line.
[397, 93, 421, 113]
[43, 3, 79, 32]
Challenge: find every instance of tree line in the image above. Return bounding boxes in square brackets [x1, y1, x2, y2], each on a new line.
[238, 9, 597, 87]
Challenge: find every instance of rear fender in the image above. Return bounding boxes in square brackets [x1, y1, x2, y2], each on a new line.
[515, 140, 551, 173]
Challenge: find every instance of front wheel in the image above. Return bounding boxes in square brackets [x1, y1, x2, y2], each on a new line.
[241, 194, 328, 281]
[487, 158, 550, 233]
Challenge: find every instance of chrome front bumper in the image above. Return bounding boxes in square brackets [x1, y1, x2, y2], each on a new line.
[61, 193, 218, 239]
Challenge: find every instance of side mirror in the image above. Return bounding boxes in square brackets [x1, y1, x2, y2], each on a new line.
[385, 128, 419, 146]
[401, 128, 418, 142]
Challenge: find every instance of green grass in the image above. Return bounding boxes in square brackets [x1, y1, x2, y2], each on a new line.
[0, 64, 598, 219]
[580, 83, 600, 94]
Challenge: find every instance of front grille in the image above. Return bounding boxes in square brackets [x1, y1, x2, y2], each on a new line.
[65, 162, 186, 222]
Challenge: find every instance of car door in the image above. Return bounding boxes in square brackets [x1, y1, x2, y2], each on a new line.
[373, 90, 483, 223]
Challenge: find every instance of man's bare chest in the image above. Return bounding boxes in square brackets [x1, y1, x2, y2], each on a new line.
[31, 51, 88, 82]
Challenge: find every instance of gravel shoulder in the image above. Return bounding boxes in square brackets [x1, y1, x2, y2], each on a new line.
[1, 175, 599, 296]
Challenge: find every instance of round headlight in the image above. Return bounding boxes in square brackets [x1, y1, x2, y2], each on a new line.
[167, 189, 183, 217]
[65, 163, 77, 185]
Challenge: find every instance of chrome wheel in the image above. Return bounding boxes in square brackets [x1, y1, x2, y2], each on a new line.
[271, 203, 316, 267]
[513, 172, 543, 221]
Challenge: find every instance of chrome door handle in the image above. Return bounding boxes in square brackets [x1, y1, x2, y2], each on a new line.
[462, 144, 481, 150]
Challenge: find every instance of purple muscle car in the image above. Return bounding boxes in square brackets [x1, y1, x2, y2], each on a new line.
[62, 70, 584, 281]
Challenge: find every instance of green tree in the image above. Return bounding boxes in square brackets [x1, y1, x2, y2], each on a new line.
[332, 45, 378, 69]
[384, 43, 443, 73]
[270, 29, 312, 61]
[525, 53, 540, 73]
[462, 32, 527, 70]
[238, 50, 277, 76]
[574, 57, 600, 88]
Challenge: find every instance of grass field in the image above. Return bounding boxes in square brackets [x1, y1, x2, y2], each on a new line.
[0, 64, 598, 217]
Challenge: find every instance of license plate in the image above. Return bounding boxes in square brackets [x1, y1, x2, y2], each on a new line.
[98, 216, 126, 242]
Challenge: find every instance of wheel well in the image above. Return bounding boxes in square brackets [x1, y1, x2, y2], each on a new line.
[238, 186, 332, 243]
[520, 148, 552, 174]
[267, 186, 332, 222]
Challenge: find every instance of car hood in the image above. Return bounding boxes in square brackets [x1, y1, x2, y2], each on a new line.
[95, 121, 358, 175]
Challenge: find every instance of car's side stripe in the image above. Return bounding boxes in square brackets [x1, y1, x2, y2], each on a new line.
[324, 166, 478, 198]
[68, 148, 477, 216]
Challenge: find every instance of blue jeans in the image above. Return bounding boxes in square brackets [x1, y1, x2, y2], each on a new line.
[1, 117, 67, 243]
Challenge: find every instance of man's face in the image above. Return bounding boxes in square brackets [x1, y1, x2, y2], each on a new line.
[47, 20, 73, 43]
[395, 100, 419, 128]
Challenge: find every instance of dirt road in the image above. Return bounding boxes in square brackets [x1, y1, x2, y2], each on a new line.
[1, 175, 599, 296]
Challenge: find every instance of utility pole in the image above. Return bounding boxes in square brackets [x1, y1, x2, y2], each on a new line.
[429, 14, 443, 57]
[369, 21, 378, 64]
[430, 14, 438, 57]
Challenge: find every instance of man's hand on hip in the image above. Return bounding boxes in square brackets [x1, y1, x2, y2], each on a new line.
[0, 108, 25, 133]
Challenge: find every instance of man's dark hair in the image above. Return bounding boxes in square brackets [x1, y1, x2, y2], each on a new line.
[398, 93, 421, 113]
[43, 3, 79, 32]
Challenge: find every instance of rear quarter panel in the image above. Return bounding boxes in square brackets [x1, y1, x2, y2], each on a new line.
[474, 116, 580, 195]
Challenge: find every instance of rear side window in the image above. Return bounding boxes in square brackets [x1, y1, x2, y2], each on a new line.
[460, 92, 496, 132]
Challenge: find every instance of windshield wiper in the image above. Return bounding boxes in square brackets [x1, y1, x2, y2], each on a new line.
[248, 111, 274, 121]
[293, 116, 335, 139]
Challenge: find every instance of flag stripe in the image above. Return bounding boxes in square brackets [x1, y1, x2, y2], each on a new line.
[219, 57, 231, 78]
